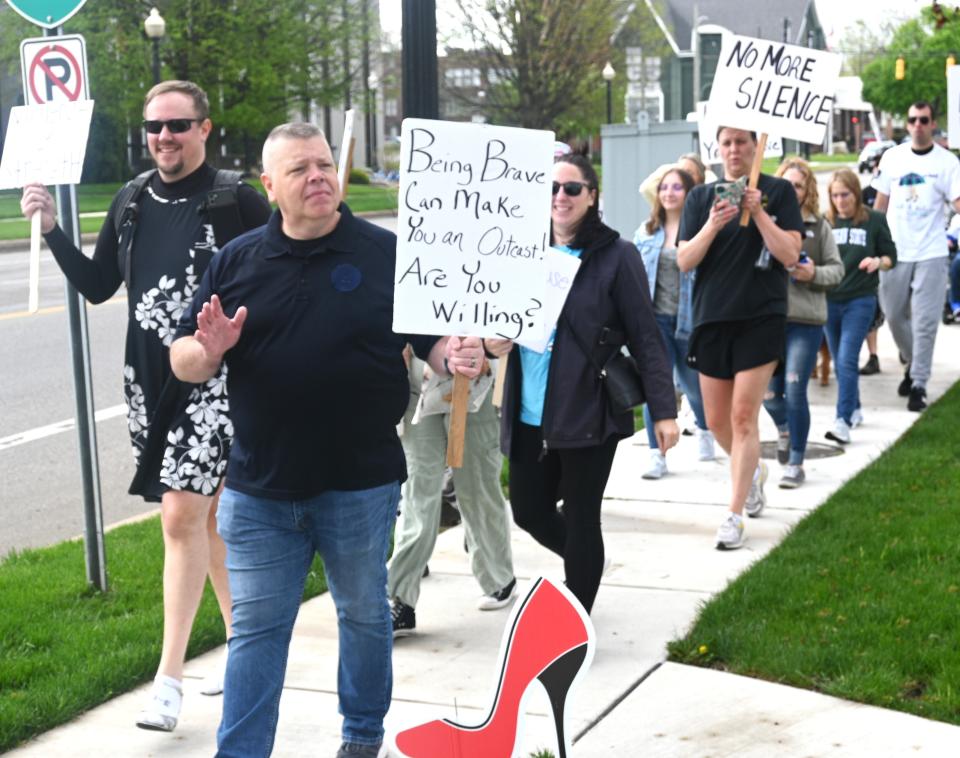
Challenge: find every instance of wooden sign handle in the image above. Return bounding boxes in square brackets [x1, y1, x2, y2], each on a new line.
[446, 372, 471, 468]
[28, 211, 41, 313]
[342, 136, 356, 199]
[739, 132, 769, 227]
[491, 351, 509, 408]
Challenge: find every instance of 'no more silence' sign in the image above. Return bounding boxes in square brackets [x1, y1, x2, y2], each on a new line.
[707, 34, 842, 145]
[393, 119, 553, 340]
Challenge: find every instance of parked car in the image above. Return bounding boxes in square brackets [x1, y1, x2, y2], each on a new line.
[858, 140, 896, 173]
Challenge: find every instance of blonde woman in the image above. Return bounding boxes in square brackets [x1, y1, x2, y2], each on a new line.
[762, 158, 843, 487]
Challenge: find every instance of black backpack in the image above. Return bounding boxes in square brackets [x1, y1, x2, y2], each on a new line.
[114, 168, 245, 288]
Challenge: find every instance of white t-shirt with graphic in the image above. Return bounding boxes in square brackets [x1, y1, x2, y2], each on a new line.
[873, 143, 960, 262]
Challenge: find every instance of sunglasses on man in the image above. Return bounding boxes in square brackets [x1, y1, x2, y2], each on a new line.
[142, 118, 202, 134]
[552, 181, 591, 196]
[907, 115, 931, 125]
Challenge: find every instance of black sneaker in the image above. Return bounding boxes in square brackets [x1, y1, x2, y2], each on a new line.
[476, 577, 517, 610]
[897, 369, 912, 397]
[907, 386, 927, 412]
[391, 600, 416, 637]
[859, 354, 880, 375]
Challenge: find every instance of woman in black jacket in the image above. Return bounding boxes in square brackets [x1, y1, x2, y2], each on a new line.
[484, 153, 678, 613]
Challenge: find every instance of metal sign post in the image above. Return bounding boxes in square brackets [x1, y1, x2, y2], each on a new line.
[39, 24, 106, 591]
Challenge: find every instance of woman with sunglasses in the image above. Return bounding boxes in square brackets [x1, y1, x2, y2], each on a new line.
[824, 168, 897, 444]
[485, 153, 679, 614]
[633, 167, 715, 479]
[762, 158, 844, 487]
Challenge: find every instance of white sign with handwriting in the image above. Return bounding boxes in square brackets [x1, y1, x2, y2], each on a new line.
[0, 100, 93, 189]
[696, 101, 782, 164]
[518, 247, 581, 353]
[393, 118, 554, 340]
[707, 34, 841, 145]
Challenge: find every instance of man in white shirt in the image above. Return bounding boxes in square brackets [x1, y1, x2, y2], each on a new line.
[873, 101, 960, 411]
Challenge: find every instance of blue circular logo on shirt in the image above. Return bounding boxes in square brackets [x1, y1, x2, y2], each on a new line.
[331, 263, 362, 292]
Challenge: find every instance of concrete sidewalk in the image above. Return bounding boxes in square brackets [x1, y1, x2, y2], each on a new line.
[8, 324, 960, 757]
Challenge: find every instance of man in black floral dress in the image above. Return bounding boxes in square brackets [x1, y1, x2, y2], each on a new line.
[20, 80, 271, 732]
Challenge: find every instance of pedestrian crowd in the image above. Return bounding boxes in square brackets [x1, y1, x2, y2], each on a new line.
[20, 81, 960, 757]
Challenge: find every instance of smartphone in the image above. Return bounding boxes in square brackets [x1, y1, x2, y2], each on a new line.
[798, 253, 810, 264]
[714, 182, 735, 205]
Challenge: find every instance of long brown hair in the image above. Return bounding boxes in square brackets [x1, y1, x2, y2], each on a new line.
[775, 157, 820, 218]
[826, 168, 869, 226]
[645, 168, 694, 235]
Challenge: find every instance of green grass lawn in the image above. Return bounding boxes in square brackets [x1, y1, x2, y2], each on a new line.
[0, 181, 398, 241]
[0, 517, 327, 752]
[668, 380, 960, 725]
[761, 153, 857, 174]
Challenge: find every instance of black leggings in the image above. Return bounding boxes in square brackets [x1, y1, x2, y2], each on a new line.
[508, 423, 619, 614]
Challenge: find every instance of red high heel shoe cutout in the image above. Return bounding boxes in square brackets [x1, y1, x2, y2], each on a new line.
[393, 577, 595, 758]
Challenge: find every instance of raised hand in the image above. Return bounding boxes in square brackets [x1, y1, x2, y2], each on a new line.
[195, 294, 247, 360]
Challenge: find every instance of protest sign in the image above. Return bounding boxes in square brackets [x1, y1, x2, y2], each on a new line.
[0, 100, 93, 312]
[696, 101, 781, 164]
[519, 247, 580, 353]
[337, 108, 356, 194]
[393, 118, 554, 342]
[949, 67, 960, 149]
[0, 100, 93, 189]
[707, 34, 842, 146]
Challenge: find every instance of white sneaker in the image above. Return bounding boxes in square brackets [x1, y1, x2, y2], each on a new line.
[850, 408, 864, 428]
[136, 676, 182, 732]
[825, 418, 851, 444]
[696, 428, 716, 461]
[779, 464, 806, 489]
[715, 513, 745, 550]
[477, 577, 517, 610]
[199, 650, 227, 696]
[642, 450, 668, 479]
[744, 461, 768, 518]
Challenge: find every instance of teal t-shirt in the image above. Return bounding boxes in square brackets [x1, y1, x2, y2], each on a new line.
[518, 245, 582, 426]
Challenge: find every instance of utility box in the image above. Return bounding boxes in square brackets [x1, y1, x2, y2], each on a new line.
[600, 117, 700, 241]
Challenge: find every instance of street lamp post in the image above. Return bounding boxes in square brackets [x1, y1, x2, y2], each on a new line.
[367, 72, 379, 172]
[144, 8, 165, 85]
[602, 61, 615, 124]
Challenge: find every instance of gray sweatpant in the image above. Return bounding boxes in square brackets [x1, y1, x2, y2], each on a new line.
[388, 390, 514, 609]
[879, 257, 949, 388]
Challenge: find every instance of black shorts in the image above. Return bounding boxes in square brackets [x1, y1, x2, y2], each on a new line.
[686, 315, 786, 380]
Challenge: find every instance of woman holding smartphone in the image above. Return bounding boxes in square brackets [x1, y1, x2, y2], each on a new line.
[762, 158, 843, 488]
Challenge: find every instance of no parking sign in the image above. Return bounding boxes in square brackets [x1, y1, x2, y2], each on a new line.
[20, 34, 89, 105]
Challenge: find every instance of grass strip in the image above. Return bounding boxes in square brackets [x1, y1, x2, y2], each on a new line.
[668, 380, 960, 724]
[0, 516, 327, 752]
[0, 182, 398, 241]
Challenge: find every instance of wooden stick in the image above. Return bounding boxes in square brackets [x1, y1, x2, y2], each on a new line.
[342, 137, 356, 199]
[739, 132, 769, 227]
[491, 352, 509, 409]
[446, 372, 471, 468]
[28, 211, 41, 313]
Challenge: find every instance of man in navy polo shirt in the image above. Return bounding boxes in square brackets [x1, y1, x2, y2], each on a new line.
[170, 122, 485, 758]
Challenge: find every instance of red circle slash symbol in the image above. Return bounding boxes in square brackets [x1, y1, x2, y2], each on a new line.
[29, 44, 83, 103]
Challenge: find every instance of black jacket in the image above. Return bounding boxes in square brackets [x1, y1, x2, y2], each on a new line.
[500, 223, 676, 457]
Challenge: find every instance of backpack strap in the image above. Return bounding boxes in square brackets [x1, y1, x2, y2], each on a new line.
[114, 169, 156, 289]
[199, 169, 245, 248]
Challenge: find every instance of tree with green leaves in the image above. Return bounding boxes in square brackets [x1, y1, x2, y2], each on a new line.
[0, 1, 372, 180]
[861, 6, 960, 118]
[448, 0, 620, 130]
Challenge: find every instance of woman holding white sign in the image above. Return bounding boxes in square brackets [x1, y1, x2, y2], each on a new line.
[677, 127, 804, 551]
[486, 153, 679, 614]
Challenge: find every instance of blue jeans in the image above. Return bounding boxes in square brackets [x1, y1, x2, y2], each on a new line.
[643, 313, 707, 449]
[762, 322, 823, 465]
[215, 482, 399, 758]
[824, 295, 877, 425]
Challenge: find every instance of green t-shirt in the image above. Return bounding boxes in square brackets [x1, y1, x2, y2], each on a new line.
[828, 210, 897, 302]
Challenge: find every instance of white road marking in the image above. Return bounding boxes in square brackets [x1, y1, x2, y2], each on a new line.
[0, 403, 126, 452]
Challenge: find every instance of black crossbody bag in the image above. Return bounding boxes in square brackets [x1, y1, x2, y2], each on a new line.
[561, 316, 646, 414]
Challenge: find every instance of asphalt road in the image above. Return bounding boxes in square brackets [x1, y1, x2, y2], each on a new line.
[0, 215, 398, 557]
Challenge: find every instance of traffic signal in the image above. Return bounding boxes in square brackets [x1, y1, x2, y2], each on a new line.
[947, 55, 956, 75]
[851, 116, 859, 124]
[895, 56, 905, 80]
